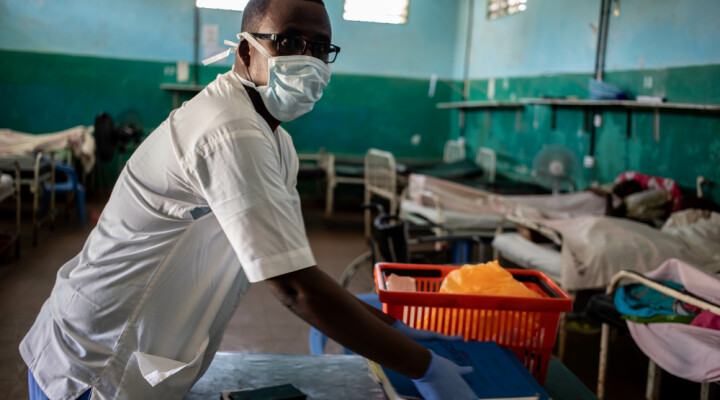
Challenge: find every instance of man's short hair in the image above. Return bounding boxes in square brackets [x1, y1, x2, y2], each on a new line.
[241, 0, 326, 32]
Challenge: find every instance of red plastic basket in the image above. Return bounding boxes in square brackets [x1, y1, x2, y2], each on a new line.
[375, 263, 573, 384]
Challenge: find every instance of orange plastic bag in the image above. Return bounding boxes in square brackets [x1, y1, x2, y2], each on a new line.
[418, 261, 541, 343]
[439, 261, 541, 298]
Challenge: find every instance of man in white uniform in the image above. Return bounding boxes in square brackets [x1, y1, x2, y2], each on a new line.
[21, 1, 477, 399]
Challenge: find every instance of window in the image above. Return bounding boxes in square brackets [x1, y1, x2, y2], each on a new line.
[343, 0, 409, 24]
[487, 0, 527, 20]
[196, 0, 249, 12]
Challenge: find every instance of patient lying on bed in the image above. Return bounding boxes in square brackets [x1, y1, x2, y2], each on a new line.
[520, 210, 720, 291]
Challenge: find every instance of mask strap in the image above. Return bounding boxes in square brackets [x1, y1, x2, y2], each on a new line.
[238, 32, 273, 59]
[201, 32, 273, 66]
[201, 39, 240, 66]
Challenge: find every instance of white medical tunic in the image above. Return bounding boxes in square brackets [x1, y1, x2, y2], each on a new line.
[20, 70, 316, 400]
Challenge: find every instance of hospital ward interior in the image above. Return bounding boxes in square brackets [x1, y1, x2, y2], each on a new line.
[1, 0, 720, 399]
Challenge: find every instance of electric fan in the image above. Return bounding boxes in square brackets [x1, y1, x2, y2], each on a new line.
[532, 144, 579, 195]
[94, 111, 143, 163]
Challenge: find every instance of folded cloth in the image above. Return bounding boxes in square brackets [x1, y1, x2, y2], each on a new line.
[691, 310, 720, 331]
[614, 281, 690, 318]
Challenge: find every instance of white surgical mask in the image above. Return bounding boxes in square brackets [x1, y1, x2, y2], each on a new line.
[203, 32, 332, 122]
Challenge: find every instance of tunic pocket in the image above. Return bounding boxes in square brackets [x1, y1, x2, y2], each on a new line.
[135, 337, 209, 387]
[114, 337, 209, 399]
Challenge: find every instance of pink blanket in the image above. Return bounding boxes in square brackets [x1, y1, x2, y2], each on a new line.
[626, 259, 720, 382]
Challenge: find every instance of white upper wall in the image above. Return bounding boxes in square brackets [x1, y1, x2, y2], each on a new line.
[0, 0, 462, 79]
[453, 0, 720, 80]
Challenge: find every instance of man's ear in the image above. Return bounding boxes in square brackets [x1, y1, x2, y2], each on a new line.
[238, 40, 251, 67]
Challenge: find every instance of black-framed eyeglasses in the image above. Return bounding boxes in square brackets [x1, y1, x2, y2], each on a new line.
[250, 32, 341, 63]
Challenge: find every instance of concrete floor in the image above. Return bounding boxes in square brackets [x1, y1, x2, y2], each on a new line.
[0, 197, 712, 399]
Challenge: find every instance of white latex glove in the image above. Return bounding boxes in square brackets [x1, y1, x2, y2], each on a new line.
[412, 350, 476, 400]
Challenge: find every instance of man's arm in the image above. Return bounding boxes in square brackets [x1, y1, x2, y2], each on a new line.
[353, 294, 397, 325]
[265, 266, 429, 379]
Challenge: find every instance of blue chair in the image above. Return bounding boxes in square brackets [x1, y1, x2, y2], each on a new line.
[309, 293, 382, 355]
[42, 162, 87, 226]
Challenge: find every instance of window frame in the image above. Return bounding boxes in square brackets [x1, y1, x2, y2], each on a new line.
[487, 0, 528, 20]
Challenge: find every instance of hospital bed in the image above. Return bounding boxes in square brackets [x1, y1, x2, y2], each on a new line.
[363, 145, 503, 238]
[297, 152, 335, 217]
[492, 173, 711, 290]
[0, 126, 95, 244]
[597, 263, 720, 400]
[498, 207, 720, 360]
[0, 162, 21, 257]
[298, 140, 468, 219]
[399, 171, 606, 240]
[0, 154, 55, 245]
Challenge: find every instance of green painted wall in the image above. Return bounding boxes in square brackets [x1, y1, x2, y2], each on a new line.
[286, 75, 453, 158]
[448, 64, 720, 202]
[0, 49, 453, 163]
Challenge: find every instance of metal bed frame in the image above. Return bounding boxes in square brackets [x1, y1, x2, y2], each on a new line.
[365, 145, 499, 238]
[0, 153, 55, 245]
[364, 149, 398, 238]
[443, 139, 466, 164]
[475, 146, 497, 183]
[297, 152, 336, 218]
[0, 162, 21, 257]
[597, 270, 720, 400]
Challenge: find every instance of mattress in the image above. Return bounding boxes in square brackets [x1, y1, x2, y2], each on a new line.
[0, 156, 53, 180]
[334, 162, 365, 177]
[491, 233, 562, 281]
[461, 179, 551, 195]
[400, 199, 514, 233]
[400, 159, 484, 180]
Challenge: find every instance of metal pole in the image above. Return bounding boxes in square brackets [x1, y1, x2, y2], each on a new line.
[594, 0, 611, 82]
[460, 0, 475, 136]
[193, 5, 200, 86]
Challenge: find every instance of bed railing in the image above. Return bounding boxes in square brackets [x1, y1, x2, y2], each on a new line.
[364, 149, 398, 238]
[597, 270, 720, 400]
[443, 139, 466, 163]
[298, 152, 336, 218]
[476, 147, 497, 183]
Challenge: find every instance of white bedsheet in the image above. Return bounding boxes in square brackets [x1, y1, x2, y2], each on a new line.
[491, 233, 562, 281]
[406, 173, 607, 220]
[400, 199, 513, 233]
[0, 126, 95, 173]
[535, 213, 720, 290]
